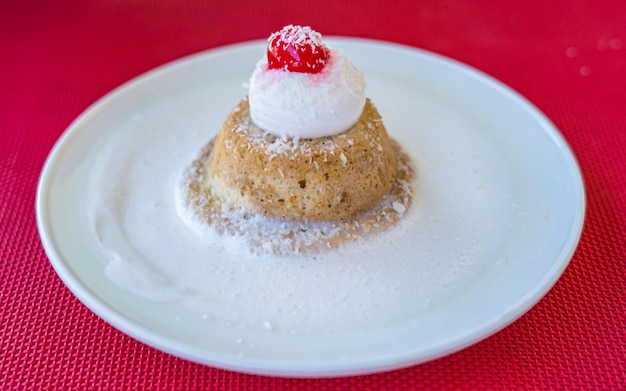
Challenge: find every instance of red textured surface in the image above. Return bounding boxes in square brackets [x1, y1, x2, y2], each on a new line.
[2, 0, 625, 389]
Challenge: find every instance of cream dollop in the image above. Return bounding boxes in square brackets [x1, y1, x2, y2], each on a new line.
[248, 49, 366, 139]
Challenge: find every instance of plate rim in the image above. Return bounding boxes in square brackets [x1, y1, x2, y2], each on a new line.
[36, 37, 586, 378]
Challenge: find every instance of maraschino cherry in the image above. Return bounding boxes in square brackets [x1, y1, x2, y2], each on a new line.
[267, 25, 329, 74]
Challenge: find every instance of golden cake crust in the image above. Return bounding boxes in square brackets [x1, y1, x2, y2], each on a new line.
[205, 98, 398, 221]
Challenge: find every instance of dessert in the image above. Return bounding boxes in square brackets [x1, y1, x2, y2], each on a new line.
[206, 98, 398, 221]
[180, 25, 415, 254]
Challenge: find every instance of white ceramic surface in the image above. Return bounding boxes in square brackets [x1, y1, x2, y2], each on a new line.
[36, 38, 585, 377]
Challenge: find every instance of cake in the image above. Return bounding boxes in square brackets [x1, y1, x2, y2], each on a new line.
[206, 97, 397, 221]
[180, 25, 414, 254]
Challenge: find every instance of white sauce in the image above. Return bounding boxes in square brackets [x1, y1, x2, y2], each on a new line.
[81, 81, 516, 335]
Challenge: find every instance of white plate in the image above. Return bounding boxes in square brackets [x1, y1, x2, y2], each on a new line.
[36, 39, 585, 377]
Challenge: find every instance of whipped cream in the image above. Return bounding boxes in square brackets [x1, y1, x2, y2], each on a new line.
[248, 49, 367, 139]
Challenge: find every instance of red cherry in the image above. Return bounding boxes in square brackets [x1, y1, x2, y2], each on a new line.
[267, 25, 329, 74]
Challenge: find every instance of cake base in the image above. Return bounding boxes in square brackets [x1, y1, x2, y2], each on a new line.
[180, 138, 415, 255]
[206, 98, 399, 221]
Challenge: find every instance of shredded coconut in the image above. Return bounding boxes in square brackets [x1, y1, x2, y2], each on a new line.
[231, 114, 340, 162]
[269, 24, 325, 48]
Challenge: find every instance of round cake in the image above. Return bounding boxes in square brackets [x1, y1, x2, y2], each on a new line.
[179, 25, 415, 254]
[206, 97, 398, 221]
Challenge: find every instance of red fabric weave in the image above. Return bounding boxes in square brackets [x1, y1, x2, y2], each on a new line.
[2, 0, 625, 389]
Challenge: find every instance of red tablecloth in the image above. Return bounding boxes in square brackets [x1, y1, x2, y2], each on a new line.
[2, 0, 625, 389]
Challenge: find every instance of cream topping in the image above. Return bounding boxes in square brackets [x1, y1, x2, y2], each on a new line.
[248, 49, 366, 139]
